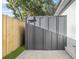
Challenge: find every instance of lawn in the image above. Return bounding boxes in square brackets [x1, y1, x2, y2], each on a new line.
[3, 46, 25, 59]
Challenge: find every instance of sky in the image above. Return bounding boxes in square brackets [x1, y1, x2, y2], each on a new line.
[53, 0, 60, 5]
[2, 0, 60, 16]
[2, 0, 14, 16]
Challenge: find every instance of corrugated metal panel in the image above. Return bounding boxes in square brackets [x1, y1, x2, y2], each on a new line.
[45, 30, 51, 50]
[40, 16, 48, 30]
[59, 16, 66, 35]
[28, 24, 34, 49]
[25, 16, 67, 50]
[58, 16, 67, 49]
[49, 16, 56, 32]
[58, 35, 64, 49]
[35, 16, 40, 27]
[51, 32, 57, 50]
[49, 16, 57, 50]
[35, 27, 43, 50]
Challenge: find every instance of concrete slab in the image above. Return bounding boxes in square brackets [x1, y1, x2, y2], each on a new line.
[16, 50, 72, 59]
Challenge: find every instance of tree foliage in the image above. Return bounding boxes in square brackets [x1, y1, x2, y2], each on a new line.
[7, 0, 56, 21]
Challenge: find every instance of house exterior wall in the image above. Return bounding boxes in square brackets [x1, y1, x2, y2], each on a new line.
[61, 1, 76, 59]
[61, 1, 76, 40]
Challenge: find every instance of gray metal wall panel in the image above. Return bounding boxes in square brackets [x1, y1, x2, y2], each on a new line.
[35, 27, 43, 50]
[25, 22, 28, 48]
[65, 37, 67, 46]
[25, 16, 67, 50]
[43, 29, 46, 50]
[63, 36, 67, 49]
[51, 32, 57, 50]
[58, 17, 65, 35]
[58, 16, 67, 49]
[49, 16, 57, 50]
[63, 17, 66, 32]
[58, 35, 64, 50]
[45, 31, 51, 50]
[40, 16, 48, 30]
[35, 16, 40, 27]
[49, 16, 56, 32]
[28, 24, 34, 49]
[62, 16, 67, 47]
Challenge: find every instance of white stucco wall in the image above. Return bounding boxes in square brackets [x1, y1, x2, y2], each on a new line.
[61, 1, 76, 40]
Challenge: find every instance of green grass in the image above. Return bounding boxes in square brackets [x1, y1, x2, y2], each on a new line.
[3, 46, 25, 59]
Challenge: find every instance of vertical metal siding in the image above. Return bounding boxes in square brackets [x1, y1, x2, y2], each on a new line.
[25, 16, 67, 50]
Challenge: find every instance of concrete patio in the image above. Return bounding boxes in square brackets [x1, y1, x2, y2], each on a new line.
[16, 50, 72, 59]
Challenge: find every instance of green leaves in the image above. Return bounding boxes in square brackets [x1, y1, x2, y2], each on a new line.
[6, 3, 13, 9]
[7, 0, 56, 21]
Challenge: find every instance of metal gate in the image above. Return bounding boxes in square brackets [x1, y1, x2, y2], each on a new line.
[25, 16, 67, 50]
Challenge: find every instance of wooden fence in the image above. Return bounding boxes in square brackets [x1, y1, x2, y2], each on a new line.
[2, 15, 25, 57]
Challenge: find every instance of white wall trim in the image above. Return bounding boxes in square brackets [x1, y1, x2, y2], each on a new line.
[54, 0, 75, 16]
